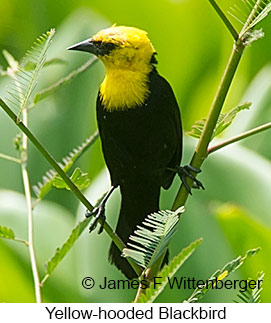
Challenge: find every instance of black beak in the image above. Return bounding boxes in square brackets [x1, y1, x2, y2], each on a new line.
[67, 38, 97, 55]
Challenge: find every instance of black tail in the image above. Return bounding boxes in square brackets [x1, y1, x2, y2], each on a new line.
[109, 178, 168, 279]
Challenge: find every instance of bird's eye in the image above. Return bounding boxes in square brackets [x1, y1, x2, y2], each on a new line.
[103, 42, 116, 51]
[96, 42, 117, 56]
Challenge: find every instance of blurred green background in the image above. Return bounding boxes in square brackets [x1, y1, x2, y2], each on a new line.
[0, 0, 270, 302]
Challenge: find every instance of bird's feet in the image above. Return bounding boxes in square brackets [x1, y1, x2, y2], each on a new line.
[85, 186, 116, 234]
[176, 165, 205, 195]
[86, 205, 106, 234]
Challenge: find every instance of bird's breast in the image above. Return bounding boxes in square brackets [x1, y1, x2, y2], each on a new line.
[99, 67, 152, 111]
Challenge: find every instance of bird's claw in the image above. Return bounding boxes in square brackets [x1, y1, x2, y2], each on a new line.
[176, 165, 205, 194]
[85, 206, 106, 234]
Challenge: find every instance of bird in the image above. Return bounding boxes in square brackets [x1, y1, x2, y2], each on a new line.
[68, 25, 203, 279]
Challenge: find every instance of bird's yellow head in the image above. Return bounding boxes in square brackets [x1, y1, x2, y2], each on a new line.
[68, 26, 157, 110]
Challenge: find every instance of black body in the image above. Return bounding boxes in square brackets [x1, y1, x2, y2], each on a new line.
[96, 68, 182, 278]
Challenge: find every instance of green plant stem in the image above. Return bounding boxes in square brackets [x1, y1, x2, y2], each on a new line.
[136, 36, 246, 302]
[208, 0, 239, 40]
[0, 98, 141, 277]
[0, 153, 21, 164]
[172, 40, 245, 210]
[40, 274, 49, 287]
[208, 122, 271, 154]
[21, 108, 42, 303]
[14, 237, 29, 246]
[134, 252, 165, 302]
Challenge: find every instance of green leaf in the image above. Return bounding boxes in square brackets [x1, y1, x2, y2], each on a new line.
[32, 131, 99, 199]
[186, 102, 251, 139]
[136, 238, 203, 303]
[122, 207, 184, 269]
[46, 217, 90, 275]
[227, 0, 271, 37]
[6, 29, 55, 119]
[242, 1, 271, 34]
[234, 271, 264, 303]
[31, 57, 97, 105]
[185, 247, 261, 303]
[53, 167, 90, 191]
[0, 225, 15, 240]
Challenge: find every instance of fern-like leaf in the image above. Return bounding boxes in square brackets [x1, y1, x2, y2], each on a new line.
[53, 167, 90, 191]
[228, 0, 271, 38]
[46, 217, 90, 275]
[187, 102, 251, 139]
[185, 247, 260, 303]
[6, 29, 55, 119]
[0, 225, 15, 240]
[234, 271, 264, 303]
[44, 190, 109, 279]
[32, 131, 99, 199]
[242, 0, 271, 32]
[122, 207, 184, 269]
[31, 57, 97, 107]
[136, 238, 203, 303]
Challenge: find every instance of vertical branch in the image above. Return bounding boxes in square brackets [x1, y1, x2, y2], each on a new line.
[21, 108, 42, 303]
[136, 32, 247, 303]
[172, 40, 245, 210]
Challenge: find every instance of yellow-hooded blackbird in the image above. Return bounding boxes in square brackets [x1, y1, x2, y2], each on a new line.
[68, 26, 203, 279]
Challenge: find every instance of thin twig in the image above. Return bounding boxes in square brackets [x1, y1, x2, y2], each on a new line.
[208, 122, 271, 154]
[0, 153, 21, 164]
[208, 0, 239, 40]
[21, 107, 42, 303]
[40, 274, 49, 287]
[14, 237, 29, 246]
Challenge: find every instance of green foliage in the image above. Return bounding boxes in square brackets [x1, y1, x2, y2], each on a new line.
[53, 167, 90, 191]
[235, 271, 264, 303]
[0, 225, 15, 240]
[31, 57, 97, 106]
[136, 238, 203, 303]
[33, 131, 99, 199]
[240, 0, 271, 34]
[187, 102, 251, 139]
[6, 29, 55, 119]
[185, 248, 260, 303]
[122, 207, 184, 269]
[45, 217, 90, 275]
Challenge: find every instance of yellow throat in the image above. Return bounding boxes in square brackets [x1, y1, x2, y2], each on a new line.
[92, 26, 156, 111]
